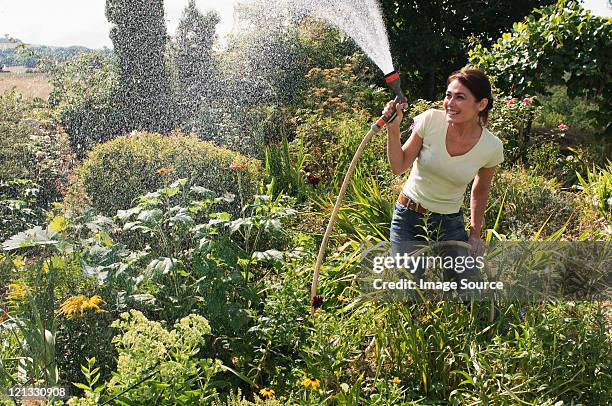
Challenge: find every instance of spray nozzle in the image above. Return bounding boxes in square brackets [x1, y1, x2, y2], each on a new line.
[384, 70, 407, 106]
[372, 70, 408, 130]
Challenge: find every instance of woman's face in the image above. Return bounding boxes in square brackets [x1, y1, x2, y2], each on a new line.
[443, 79, 488, 125]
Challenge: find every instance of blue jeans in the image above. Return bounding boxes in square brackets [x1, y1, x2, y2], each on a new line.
[389, 202, 480, 283]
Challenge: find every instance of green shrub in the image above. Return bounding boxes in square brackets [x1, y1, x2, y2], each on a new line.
[295, 111, 393, 191]
[487, 95, 542, 166]
[485, 166, 579, 239]
[74, 131, 262, 215]
[49, 52, 124, 159]
[526, 141, 591, 186]
[0, 92, 74, 240]
[534, 85, 601, 133]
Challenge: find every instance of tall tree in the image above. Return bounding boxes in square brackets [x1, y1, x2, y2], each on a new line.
[106, 0, 174, 132]
[172, 0, 220, 129]
[380, 0, 556, 99]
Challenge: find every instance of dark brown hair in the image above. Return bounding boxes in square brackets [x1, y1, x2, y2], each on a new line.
[447, 67, 493, 126]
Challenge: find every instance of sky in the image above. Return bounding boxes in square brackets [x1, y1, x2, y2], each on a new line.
[0, 0, 609, 49]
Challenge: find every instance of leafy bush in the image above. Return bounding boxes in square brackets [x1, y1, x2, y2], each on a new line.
[294, 111, 393, 191]
[485, 166, 579, 238]
[526, 141, 590, 185]
[534, 85, 601, 133]
[0, 92, 74, 240]
[73, 131, 262, 216]
[469, 0, 611, 131]
[297, 55, 387, 120]
[487, 95, 542, 166]
[49, 52, 124, 158]
[67, 310, 223, 405]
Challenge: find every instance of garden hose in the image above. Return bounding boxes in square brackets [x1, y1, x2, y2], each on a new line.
[310, 71, 408, 315]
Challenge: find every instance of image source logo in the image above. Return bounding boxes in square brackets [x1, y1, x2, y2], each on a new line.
[359, 240, 611, 303]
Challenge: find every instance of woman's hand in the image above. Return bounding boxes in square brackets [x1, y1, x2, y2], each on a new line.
[383, 100, 403, 132]
[468, 233, 486, 257]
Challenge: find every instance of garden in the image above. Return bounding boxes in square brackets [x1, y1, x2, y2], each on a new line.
[0, 0, 611, 404]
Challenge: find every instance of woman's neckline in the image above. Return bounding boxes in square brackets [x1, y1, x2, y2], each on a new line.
[443, 122, 484, 158]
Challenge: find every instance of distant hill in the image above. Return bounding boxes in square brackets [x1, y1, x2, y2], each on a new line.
[0, 36, 113, 70]
[0, 35, 22, 50]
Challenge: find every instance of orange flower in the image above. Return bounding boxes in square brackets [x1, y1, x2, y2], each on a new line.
[156, 167, 171, 175]
[229, 162, 247, 170]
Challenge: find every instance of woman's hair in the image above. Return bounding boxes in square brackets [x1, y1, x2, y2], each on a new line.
[447, 67, 493, 126]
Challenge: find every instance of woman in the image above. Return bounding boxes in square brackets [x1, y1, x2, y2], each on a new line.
[385, 67, 503, 282]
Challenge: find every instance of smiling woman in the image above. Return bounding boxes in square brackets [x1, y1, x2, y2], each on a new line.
[385, 67, 503, 282]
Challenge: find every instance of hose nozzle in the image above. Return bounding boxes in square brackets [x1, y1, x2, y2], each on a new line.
[373, 70, 408, 131]
[384, 71, 406, 103]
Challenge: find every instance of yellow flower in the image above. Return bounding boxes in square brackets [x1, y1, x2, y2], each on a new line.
[7, 283, 28, 302]
[59, 295, 106, 319]
[49, 215, 68, 232]
[337, 294, 350, 303]
[302, 377, 321, 389]
[392, 376, 401, 384]
[259, 388, 275, 398]
[42, 260, 50, 274]
[12, 256, 26, 268]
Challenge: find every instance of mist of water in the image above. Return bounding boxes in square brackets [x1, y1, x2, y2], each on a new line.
[235, 0, 395, 74]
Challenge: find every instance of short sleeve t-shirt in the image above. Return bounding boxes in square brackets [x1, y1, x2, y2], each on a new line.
[401, 109, 504, 214]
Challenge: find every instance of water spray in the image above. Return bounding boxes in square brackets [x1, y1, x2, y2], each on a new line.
[310, 69, 408, 314]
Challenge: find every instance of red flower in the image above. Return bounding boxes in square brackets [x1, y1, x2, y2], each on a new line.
[558, 123, 568, 130]
[522, 98, 530, 104]
[306, 172, 320, 186]
[230, 162, 247, 170]
[506, 98, 515, 106]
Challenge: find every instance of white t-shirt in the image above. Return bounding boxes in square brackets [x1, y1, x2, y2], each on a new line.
[402, 109, 504, 214]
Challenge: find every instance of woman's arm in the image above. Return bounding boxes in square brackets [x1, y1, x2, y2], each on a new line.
[385, 101, 423, 175]
[469, 166, 497, 253]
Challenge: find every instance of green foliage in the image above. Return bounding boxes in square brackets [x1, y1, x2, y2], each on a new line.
[469, 0, 612, 131]
[212, 389, 283, 405]
[0, 92, 74, 240]
[248, 265, 311, 388]
[333, 169, 394, 243]
[297, 55, 388, 119]
[526, 141, 593, 186]
[264, 137, 312, 201]
[295, 111, 392, 191]
[381, 0, 556, 99]
[0, 43, 109, 70]
[106, 0, 175, 133]
[487, 95, 542, 165]
[485, 166, 578, 238]
[576, 161, 612, 225]
[0, 179, 48, 242]
[535, 85, 601, 132]
[74, 131, 262, 216]
[106, 310, 222, 404]
[48, 52, 124, 158]
[447, 302, 611, 404]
